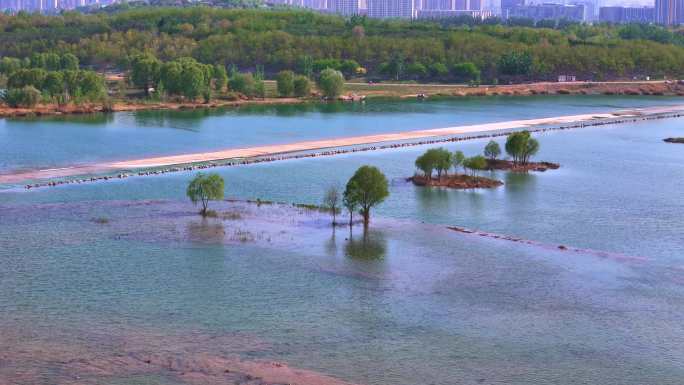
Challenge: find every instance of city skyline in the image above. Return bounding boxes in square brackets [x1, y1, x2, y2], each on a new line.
[0, 0, 676, 25]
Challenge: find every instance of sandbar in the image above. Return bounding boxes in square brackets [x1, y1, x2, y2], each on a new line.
[2, 104, 684, 184]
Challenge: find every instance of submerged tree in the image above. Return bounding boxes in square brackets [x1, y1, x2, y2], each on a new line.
[484, 140, 501, 160]
[452, 150, 465, 173]
[505, 131, 539, 165]
[186, 173, 225, 216]
[434, 148, 452, 179]
[323, 185, 341, 225]
[344, 166, 389, 227]
[415, 151, 435, 179]
[415, 148, 451, 180]
[464, 155, 488, 176]
[343, 181, 359, 228]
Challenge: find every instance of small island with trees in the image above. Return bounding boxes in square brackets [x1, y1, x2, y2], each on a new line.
[663, 137, 684, 144]
[408, 131, 559, 189]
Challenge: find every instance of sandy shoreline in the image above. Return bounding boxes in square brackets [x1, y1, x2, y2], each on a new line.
[3, 104, 684, 185]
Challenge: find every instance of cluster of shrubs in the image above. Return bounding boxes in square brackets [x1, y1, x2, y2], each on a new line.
[276, 68, 344, 99]
[0, 53, 106, 107]
[275, 70, 312, 98]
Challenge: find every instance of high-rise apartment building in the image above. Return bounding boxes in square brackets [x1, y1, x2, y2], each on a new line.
[330, 0, 359, 14]
[367, 0, 415, 18]
[303, 0, 327, 9]
[507, 3, 585, 22]
[599, 6, 654, 24]
[501, 0, 524, 17]
[655, 0, 683, 25]
[422, 0, 451, 10]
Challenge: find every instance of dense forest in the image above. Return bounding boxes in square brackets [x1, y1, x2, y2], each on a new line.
[1, 7, 684, 83]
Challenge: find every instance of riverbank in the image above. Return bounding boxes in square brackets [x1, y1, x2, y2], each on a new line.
[664, 137, 684, 143]
[0, 97, 305, 118]
[408, 174, 503, 189]
[1, 80, 682, 118]
[391, 80, 684, 99]
[4, 103, 684, 187]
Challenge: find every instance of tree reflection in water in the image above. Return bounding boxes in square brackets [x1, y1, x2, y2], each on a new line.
[344, 228, 387, 260]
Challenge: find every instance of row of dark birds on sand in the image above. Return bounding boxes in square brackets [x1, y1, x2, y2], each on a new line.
[24, 112, 682, 190]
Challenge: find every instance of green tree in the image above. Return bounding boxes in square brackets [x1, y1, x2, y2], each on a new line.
[43, 53, 61, 71]
[452, 150, 465, 173]
[79, 70, 106, 101]
[30, 53, 46, 69]
[418, 148, 452, 179]
[406, 62, 428, 79]
[180, 62, 206, 100]
[130, 53, 161, 91]
[276, 70, 295, 97]
[429, 62, 449, 79]
[505, 131, 540, 165]
[186, 173, 225, 216]
[7, 68, 47, 89]
[339, 59, 360, 76]
[343, 180, 359, 228]
[60, 53, 79, 71]
[62, 70, 80, 98]
[464, 155, 488, 176]
[213, 64, 228, 92]
[317, 68, 344, 99]
[43, 71, 64, 97]
[229, 72, 256, 96]
[0, 57, 23, 75]
[253, 78, 266, 98]
[434, 148, 452, 179]
[293, 75, 311, 97]
[1, 86, 41, 108]
[384, 53, 405, 81]
[452, 62, 481, 83]
[415, 152, 435, 179]
[484, 140, 501, 160]
[160, 61, 184, 95]
[344, 165, 389, 227]
[498, 51, 533, 77]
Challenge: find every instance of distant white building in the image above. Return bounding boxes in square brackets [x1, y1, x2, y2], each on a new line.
[367, 0, 416, 18]
[655, 0, 684, 25]
[507, 3, 585, 22]
[417, 9, 493, 17]
[304, 0, 328, 9]
[330, 0, 359, 14]
[599, 6, 654, 24]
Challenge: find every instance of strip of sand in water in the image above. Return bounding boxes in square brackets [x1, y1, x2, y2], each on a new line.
[3, 104, 684, 184]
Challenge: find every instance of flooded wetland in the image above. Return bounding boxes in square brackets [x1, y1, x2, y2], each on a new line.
[1, 96, 684, 385]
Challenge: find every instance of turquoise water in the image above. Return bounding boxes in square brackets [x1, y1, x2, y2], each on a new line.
[2, 97, 684, 384]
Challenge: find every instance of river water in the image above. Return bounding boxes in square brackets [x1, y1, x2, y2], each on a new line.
[1, 96, 683, 385]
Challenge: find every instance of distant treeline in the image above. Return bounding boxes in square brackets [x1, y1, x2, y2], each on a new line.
[0, 8, 683, 82]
